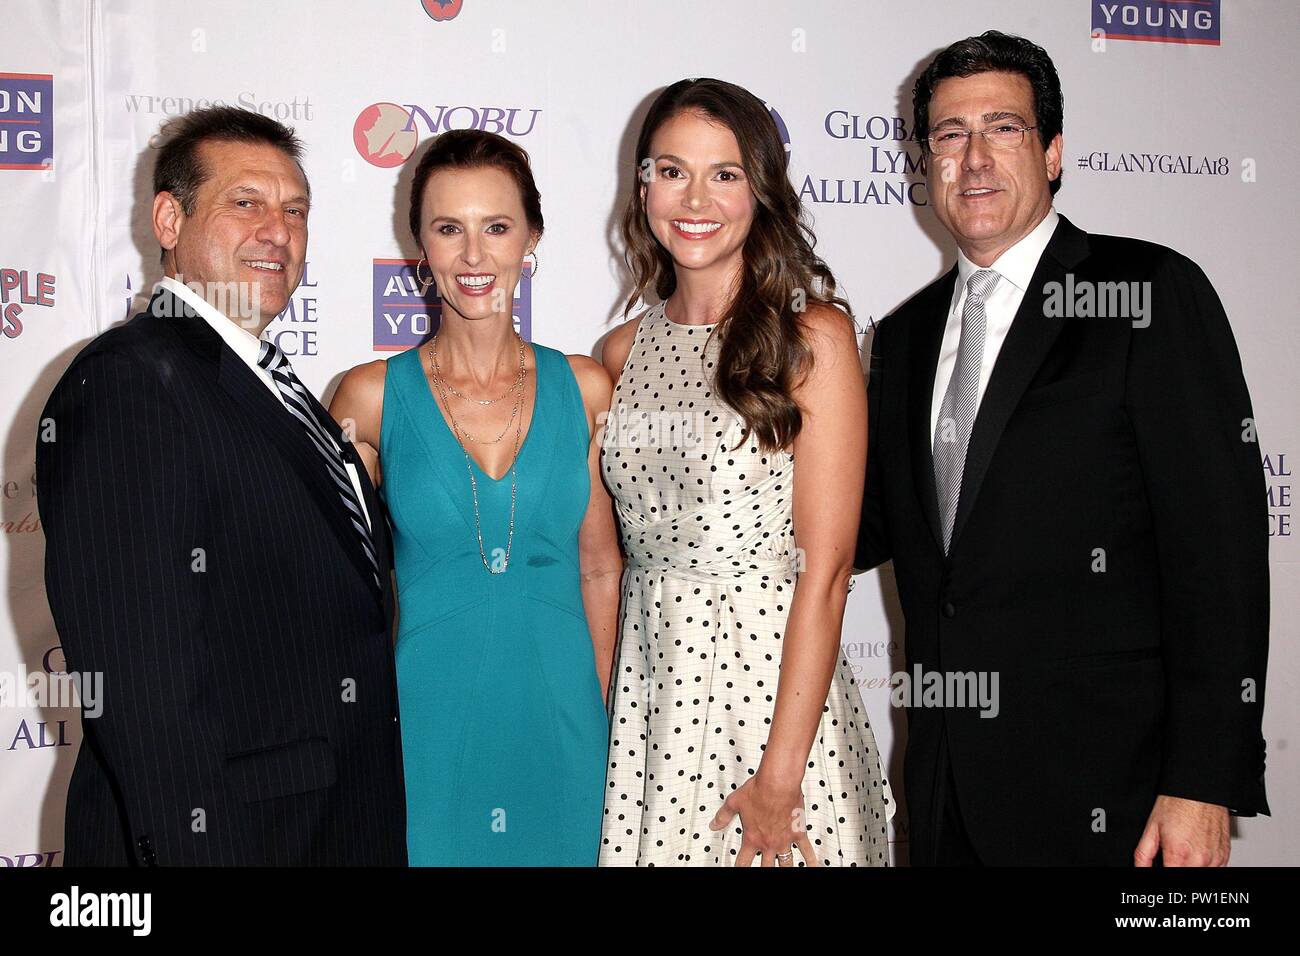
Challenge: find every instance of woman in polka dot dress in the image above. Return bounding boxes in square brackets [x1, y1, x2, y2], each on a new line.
[597, 78, 894, 866]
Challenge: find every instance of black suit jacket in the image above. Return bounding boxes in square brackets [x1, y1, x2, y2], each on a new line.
[37, 289, 406, 866]
[857, 215, 1269, 865]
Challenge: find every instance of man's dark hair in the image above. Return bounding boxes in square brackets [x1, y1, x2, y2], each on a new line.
[913, 30, 1064, 196]
[153, 106, 308, 259]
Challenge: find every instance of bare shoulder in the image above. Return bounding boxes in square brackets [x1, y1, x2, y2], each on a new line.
[333, 358, 387, 410]
[599, 314, 644, 381]
[330, 358, 388, 444]
[566, 353, 613, 413]
[798, 303, 858, 350]
[795, 305, 863, 398]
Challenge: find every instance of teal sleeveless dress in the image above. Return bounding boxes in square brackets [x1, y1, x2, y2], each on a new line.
[380, 343, 607, 866]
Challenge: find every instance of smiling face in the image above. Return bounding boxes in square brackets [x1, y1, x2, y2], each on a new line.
[154, 139, 309, 328]
[926, 71, 1061, 266]
[418, 165, 537, 323]
[643, 109, 756, 279]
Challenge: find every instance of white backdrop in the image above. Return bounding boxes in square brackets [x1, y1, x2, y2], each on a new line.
[1, 0, 1294, 866]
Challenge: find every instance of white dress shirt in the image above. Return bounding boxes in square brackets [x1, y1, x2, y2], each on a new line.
[158, 276, 372, 530]
[929, 208, 1060, 444]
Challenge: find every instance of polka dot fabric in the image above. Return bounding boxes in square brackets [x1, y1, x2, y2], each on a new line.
[598, 303, 894, 866]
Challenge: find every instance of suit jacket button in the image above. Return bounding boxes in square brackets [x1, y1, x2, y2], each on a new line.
[942, 601, 956, 619]
[136, 835, 156, 865]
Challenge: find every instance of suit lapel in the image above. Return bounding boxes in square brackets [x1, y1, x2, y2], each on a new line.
[346, 440, 395, 622]
[305, 393, 393, 616]
[151, 290, 383, 605]
[216, 346, 383, 604]
[299, 384, 391, 606]
[908, 267, 957, 554]
[328, 412, 392, 580]
[323, 395, 394, 618]
[947, 216, 1090, 551]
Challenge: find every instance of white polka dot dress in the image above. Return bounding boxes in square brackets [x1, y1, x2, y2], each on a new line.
[598, 303, 894, 866]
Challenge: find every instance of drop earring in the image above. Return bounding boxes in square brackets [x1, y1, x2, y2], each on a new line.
[415, 256, 435, 291]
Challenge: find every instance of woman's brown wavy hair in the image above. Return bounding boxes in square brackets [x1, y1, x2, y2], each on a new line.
[621, 78, 853, 452]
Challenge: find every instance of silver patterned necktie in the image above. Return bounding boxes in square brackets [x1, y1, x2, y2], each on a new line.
[257, 340, 382, 592]
[933, 268, 1000, 553]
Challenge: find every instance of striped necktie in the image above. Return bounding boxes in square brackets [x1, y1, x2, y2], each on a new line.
[933, 268, 1000, 553]
[257, 340, 381, 592]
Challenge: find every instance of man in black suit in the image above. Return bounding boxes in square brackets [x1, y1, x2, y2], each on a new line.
[857, 32, 1269, 865]
[37, 107, 406, 865]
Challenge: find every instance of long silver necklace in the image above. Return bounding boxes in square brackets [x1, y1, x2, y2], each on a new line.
[427, 333, 526, 574]
[430, 334, 525, 406]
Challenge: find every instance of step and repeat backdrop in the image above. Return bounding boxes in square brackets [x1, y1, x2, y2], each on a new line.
[1, 0, 1295, 866]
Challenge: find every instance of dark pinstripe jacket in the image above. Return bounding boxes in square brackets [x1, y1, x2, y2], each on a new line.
[36, 289, 407, 866]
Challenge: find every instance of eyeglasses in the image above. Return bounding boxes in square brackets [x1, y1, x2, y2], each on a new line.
[926, 124, 1038, 156]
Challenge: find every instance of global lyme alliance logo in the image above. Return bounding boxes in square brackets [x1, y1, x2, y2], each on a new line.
[353, 102, 542, 168]
[802, 110, 927, 207]
[0, 72, 54, 170]
[1092, 1, 1222, 46]
[372, 259, 533, 351]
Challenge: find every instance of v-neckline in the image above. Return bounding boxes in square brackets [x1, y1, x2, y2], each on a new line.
[419, 340, 542, 483]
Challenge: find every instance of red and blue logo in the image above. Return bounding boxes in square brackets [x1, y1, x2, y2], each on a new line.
[1092, 1, 1221, 46]
[422, 0, 463, 21]
[353, 103, 421, 168]
[0, 73, 54, 170]
[353, 102, 542, 168]
[372, 259, 533, 351]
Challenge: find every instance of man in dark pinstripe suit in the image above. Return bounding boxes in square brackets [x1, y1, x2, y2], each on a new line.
[36, 107, 407, 865]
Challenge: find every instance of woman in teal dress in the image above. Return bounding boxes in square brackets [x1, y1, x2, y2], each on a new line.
[331, 129, 620, 865]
